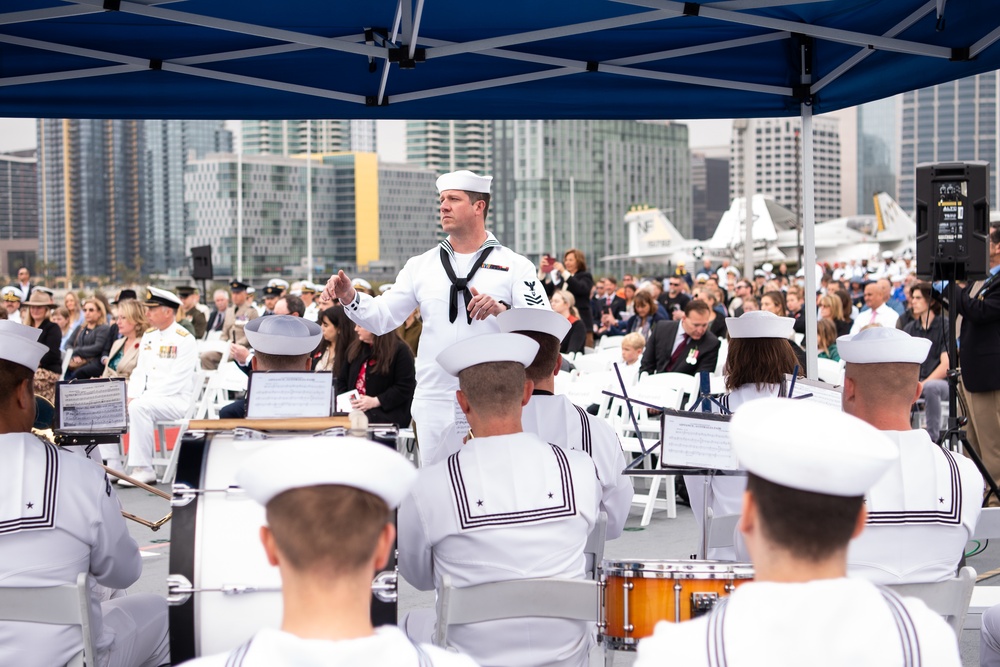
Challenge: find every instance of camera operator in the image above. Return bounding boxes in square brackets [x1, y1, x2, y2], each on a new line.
[957, 224, 1000, 505]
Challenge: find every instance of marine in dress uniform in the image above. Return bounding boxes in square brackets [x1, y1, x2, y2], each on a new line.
[635, 398, 960, 667]
[184, 437, 477, 667]
[685, 310, 798, 561]
[202, 281, 259, 370]
[0, 321, 170, 667]
[496, 307, 632, 539]
[838, 327, 983, 584]
[176, 285, 207, 339]
[121, 287, 198, 484]
[398, 334, 600, 667]
[326, 171, 550, 465]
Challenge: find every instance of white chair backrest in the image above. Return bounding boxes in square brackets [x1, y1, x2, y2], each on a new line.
[572, 355, 612, 375]
[599, 336, 624, 350]
[633, 372, 698, 411]
[583, 511, 607, 581]
[973, 507, 1000, 540]
[702, 509, 741, 559]
[553, 370, 574, 396]
[434, 574, 599, 649]
[61, 347, 74, 380]
[0, 572, 95, 667]
[714, 337, 728, 375]
[886, 566, 976, 638]
[816, 357, 845, 385]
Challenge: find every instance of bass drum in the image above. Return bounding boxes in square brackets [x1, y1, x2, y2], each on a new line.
[167, 430, 398, 663]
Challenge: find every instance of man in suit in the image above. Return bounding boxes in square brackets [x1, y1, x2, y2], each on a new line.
[15, 266, 33, 302]
[593, 277, 627, 338]
[958, 224, 1000, 506]
[204, 289, 229, 336]
[640, 299, 720, 376]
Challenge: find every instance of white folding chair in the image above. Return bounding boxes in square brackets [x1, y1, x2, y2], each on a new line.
[816, 357, 845, 385]
[434, 574, 602, 666]
[714, 337, 728, 376]
[699, 508, 741, 559]
[0, 572, 96, 667]
[887, 566, 976, 638]
[973, 507, 1000, 540]
[598, 336, 624, 350]
[572, 355, 612, 376]
[61, 347, 74, 379]
[584, 512, 608, 581]
[152, 368, 206, 483]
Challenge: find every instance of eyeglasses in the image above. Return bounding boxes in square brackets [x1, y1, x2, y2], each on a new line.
[84, 307, 99, 312]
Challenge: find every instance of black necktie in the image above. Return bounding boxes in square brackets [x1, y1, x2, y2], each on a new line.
[440, 245, 495, 324]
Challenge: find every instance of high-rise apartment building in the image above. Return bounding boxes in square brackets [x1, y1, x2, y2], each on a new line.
[0, 151, 38, 277]
[37, 119, 144, 282]
[242, 120, 376, 156]
[899, 72, 999, 213]
[185, 153, 437, 280]
[405, 120, 492, 176]
[691, 149, 730, 240]
[856, 97, 898, 214]
[143, 120, 232, 274]
[730, 117, 841, 224]
[491, 120, 690, 277]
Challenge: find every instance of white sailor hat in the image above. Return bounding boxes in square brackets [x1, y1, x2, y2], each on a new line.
[237, 436, 417, 509]
[695, 273, 709, 283]
[300, 282, 318, 294]
[761, 263, 773, 273]
[352, 278, 372, 291]
[143, 286, 182, 309]
[837, 327, 931, 364]
[497, 307, 571, 341]
[732, 397, 898, 497]
[2, 286, 24, 302]
[0, 320, 48, 371]
[882, 250, 895, 260]
[267, 278, 289, 290]
[436, 332, 539, 376]
[436, 170, 493, 194]
[725, 310, 794, 339]
[245, 315, 322, 356]
[378, 283, 393, 293]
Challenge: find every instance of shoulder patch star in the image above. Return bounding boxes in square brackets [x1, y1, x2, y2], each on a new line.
[476, 499, 484, 507]
[26, 502, 33, 509]
[548, 492, 554, 499]
[939, 497, 945, 504]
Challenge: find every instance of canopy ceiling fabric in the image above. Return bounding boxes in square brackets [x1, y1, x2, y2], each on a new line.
[1, 0, 999, 120]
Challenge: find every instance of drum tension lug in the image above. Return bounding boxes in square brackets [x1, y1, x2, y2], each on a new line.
[166, 574, 194, 606]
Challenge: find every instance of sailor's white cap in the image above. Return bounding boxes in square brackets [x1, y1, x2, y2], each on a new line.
[267, 278, 289, 290]
[237, 436, 417, 509]
[762, 263, 774, 273]
[2, 286, 24, 302]
[882, 250, 895, 260]
[732, 397, 898, 497]
[436, 170, 492, 194]
[378, 283, 393, 293]
[245, 315, 322, 355]
[837, 327, 931, 364]
[497, 307, 571, 341]
[352, 278, 372, 290]
[0, 320, 47, 371]
[725, 310, 794, 339]
[143, 286, 182, 309]
[437, 333, 539, 376]
[300, 281, 319, 294]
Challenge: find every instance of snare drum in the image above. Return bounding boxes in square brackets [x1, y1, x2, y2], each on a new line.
[167, 429, 398, 663]
[601, 559, 753, 650]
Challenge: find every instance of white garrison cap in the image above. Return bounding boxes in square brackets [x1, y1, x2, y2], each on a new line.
[267, 278, 289, 290]
[0, 320, 48, 371]
[436, 170, 493, 194]
[352, 278, 372, 290]
[245, 315, 322, 355]
[237, 436, 417, 509]
[497, 307, 571, 341]
[837, 327, 931, 364]
[732, 397, 898, 497]
[2, 286, 24, 302]
[437, 332, 539, 376]
[726, 310, 794, 339]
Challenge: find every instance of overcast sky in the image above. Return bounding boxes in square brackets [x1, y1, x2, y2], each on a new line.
[0, 117, 733, 156]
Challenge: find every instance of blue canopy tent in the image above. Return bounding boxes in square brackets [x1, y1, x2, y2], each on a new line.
[3, 0, 1000, 376]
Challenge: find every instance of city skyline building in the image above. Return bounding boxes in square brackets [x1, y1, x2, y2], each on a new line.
[37, 119, 144, 282]
[241, 120, 376, 156]
[0, 150, 38, 277]
[898, 72, 999, 214]
[405, 120, 492, 176]
[690, 150, 730, 240]
[491, 120, 691, 277]
[856, 97, 899, 215]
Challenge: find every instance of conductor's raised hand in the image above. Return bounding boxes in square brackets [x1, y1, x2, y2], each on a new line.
[325, 270, 356, 304]
[467, 287, 504, 320]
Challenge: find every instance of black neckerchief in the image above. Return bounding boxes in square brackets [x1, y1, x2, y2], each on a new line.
[440, 244, 496, 324]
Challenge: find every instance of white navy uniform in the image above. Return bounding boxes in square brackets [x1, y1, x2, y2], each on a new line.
[182, 626, 478, 667]
[685, 383, 778, 560]
[303, 302, 319, 322]
[849, 303, 900, 334]
[126, 322, 198, 470]
[398, 432, 600, 667]
[343, 234, 548, 464]
[635, 578, 960, 666]
[848, 429, 983, 584]
[0, 433, 169, 667]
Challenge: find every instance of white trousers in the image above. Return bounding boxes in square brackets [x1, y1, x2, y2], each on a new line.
[101, 594, 171, 667]
[126, 394, 189, 469]
[411, 396, 462, 467]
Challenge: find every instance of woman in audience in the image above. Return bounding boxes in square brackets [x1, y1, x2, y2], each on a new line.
[740, 296, 759, 312]
[551, 249, 596, 348]
[903, 281, 949, 441]
[23, 291, 62, 401]
[312, 305, 357, 377]
[819, 293, 852, 337]
[622, 283, 636, 317]
[688, 310, 800, 560]
[101, 299, 147, 382]
[603, 291, 664, 339]
[65, 297, 111, 380]
[51, 306, 75, 351]
[64, 291, 83, 331]
[835, 289, 855, 323]
[551, 289, 587, 354]
[817, 318, 841, 362]
[760, 290, 788, 317]
[338, 324, 416, 428]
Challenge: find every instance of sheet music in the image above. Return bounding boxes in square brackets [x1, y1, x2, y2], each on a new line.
[246, 372, 333, 419]
[786, 374, 843, 411]
[58, 380, 128, 433]
[660, 410, 739, 471]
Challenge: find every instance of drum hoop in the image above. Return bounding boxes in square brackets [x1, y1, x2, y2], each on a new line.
[602, 559, 754, 579]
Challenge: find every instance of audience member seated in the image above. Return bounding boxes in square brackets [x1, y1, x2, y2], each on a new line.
[551, 289, 587, 354]
[102, 299, 147, 382]
[337, 324, 416, 429]
[819, 293, 852, 337]
[817, 318, 841, 362]
[22, 290, 62, 402]
[639, 300, 720, 376]
[902, 282, 949, 441]
[603, 290, 664, 339]
[65, 297, 112, 380]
